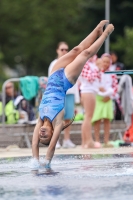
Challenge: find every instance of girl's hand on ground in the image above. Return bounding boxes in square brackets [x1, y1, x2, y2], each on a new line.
[102, 96, 110, 102]
[40, 159, 51, 169]
[29, 158, 40, 170]
[29, 158, 51, 171]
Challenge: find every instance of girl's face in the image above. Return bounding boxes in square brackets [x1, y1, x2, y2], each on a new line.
[39, 121, 53, 146]
[56, 43, 69, 58]
[102, 56, 111, 71]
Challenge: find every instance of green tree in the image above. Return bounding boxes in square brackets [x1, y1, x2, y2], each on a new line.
[0, 0, 82, 75]
[0, 0, 133, 77]
[111, 27, 133, 68]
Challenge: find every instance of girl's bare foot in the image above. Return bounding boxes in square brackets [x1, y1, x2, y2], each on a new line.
[81, 144, 84, 149]
[85, 141, 101, 148]
[104, 24, 114, 37]
[83, 144, 88, 149]
[96, 20, 109, 37]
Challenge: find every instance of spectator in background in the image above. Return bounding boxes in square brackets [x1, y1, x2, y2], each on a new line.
[15, 98, 35, 122]
[110, 51, 124, 120]
[0, 82, 35, 124]
[92, 53, 118, 147]
[0, 82, 20, 124]
[48, 41, 80, 148]
[79, 55, 101, 148]
[110, 51, 125, 71]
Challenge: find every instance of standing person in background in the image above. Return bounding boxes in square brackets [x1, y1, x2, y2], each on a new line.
[48, 41, 79, 148]
[79, 55, 101, 148]
[110, 51, 124, 120]
[0, 82, 25, 124]
[110, 51, 125, 71]
[92, 53, 118, 147]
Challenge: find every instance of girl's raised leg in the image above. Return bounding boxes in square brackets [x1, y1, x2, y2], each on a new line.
[52, 20, 109, 73]
[65, 24, 114, 84]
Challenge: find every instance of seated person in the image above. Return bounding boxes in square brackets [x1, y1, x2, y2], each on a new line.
[0, 82, 35, 124]
[15, 96, 35, 122]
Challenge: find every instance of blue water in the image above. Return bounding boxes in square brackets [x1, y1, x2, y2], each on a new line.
[0, 154, 133, 200]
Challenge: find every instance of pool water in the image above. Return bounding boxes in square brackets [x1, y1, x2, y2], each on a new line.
[0, 154, 133, 200]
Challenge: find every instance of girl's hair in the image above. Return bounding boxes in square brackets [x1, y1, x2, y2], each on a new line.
[56, 41, 68, 49]
[62, 115, 75, 131]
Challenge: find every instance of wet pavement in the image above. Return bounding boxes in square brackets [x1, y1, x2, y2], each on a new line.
[0, 153, 133, 200]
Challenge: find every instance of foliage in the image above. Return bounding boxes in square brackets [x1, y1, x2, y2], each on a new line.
[0, 0, 82, 76]
[0, 0, 133, 78]
[111, 27, 133, 68]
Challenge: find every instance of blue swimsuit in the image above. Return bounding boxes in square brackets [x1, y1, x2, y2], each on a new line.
[39, 68, 73, 122]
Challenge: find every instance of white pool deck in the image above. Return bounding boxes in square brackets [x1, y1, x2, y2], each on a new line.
[0, 146, 133, 158]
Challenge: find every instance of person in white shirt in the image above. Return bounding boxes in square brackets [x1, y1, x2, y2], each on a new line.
[48, 41, 80, 148]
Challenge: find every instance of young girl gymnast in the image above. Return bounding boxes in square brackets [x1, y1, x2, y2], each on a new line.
[31, 20, 114, 170]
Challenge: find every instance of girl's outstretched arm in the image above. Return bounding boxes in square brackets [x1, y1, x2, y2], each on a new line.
[51, 20, 109, 74]
[30, 118, 43, 170]
[43, 122, 63, 168]
[32, 118, 43, 159]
